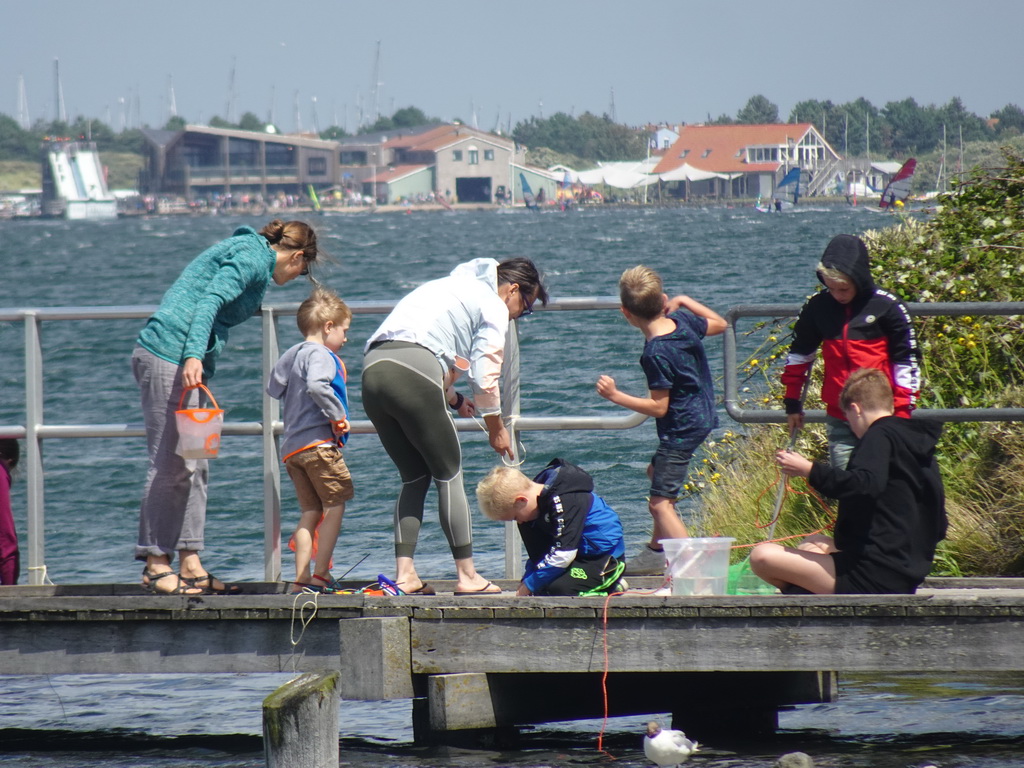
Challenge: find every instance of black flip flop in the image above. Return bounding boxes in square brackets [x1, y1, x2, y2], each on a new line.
[453, 581, 502, 596]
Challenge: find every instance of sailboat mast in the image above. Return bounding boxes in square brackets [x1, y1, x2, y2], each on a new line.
[936, 125, 946, 193]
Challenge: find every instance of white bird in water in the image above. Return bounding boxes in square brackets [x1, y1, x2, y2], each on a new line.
[644, 720, 699, 766]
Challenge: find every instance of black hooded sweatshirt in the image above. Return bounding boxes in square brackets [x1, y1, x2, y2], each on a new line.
[809, 415, 947, 594]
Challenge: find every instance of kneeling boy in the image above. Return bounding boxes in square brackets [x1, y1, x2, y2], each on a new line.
[750, 368, 946, 594]
[477, 459, 626, 596]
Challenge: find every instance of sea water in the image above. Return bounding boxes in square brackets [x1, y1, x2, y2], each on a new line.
[1, 206, 1023, 766]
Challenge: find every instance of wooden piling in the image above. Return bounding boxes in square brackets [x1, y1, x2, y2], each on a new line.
[263, 670, 340, 768]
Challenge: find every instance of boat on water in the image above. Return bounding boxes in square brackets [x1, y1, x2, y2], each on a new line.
[879, 158, 917, 210]
[520, 172, 538, 210]
[40, 141, 117, 220]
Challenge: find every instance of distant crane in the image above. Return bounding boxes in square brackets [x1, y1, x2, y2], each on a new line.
[167, 76, 178, 120]
[54, 58, 67, 123]
[368, 40, 382, 127]
[17, 74, 30, 129]
[225, 57, 237, 123]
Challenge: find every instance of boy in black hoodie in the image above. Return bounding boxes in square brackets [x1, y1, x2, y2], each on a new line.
[781, 234, 921, 470]
[751, 368, 946, 595]
[476, 459, 626, 596]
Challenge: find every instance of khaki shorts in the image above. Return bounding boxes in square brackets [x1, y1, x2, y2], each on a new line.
[285, 443, 354, 510]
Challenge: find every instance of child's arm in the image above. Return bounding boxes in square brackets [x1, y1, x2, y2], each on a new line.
[665, 294, 727, 336]
[596, 375, 669, 418]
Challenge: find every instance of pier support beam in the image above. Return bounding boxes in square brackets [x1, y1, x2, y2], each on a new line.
[263, 671, 339, 768]
[338, 616, 413, 700]
[410, 670, 836, 744]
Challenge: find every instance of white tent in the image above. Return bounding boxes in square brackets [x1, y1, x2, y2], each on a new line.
[576, 161, 659, 188]
[548, 165, 580, 183]
[658, 163, 722, 182]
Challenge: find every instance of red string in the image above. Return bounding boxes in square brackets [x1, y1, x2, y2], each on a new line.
[594, 469, 836, 758]
[595, 575, 672, 760]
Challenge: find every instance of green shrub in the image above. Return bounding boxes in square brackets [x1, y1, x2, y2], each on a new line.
[701, 147, 1024, 576]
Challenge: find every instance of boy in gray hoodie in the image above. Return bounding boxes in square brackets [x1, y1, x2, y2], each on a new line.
[267, 287, 353, 592]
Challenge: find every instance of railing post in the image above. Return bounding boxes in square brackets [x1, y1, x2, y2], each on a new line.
[501, 321, 523, 581]
[262, 307, 283, 583]
[24, 313, 46, 585]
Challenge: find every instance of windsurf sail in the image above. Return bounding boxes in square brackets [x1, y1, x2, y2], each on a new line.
[308, 184, 321, 212]
[557, 170, 575, 210]
[520, 173, 538, 210]
[879, 158, 917, 209]
[776, 167, 802, 206]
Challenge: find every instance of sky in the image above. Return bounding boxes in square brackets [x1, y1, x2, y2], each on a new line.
[4, 0, 1024, 134]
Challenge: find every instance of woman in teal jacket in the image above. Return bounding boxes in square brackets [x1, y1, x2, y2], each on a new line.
[132, 219, 318, 595]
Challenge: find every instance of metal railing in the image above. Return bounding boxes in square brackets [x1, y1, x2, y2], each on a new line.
[0, 298, 643, 585]
[722, 302, 1024, 423]
[4, 299, 1022, 586]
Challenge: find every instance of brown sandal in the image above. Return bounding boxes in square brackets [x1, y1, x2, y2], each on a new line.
[182, 573, 242, 595]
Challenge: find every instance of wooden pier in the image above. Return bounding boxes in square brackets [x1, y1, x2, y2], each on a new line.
[2, 578, 1022, 742]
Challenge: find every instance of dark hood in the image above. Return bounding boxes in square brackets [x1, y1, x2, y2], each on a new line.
[875, 416, 942, 464]
[818, 234, 875, 297]
[535, 458, 594, 496]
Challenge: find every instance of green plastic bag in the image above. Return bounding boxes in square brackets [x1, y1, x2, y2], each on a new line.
[727, 557, 777, 595]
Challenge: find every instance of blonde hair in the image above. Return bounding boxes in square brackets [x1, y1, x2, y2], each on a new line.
[476, 466, 532, 521]
[839, 368, 894, 413]
[619, 265, 665, 319]
[296, 286, 351, 337]
[816, 263, 852, 285]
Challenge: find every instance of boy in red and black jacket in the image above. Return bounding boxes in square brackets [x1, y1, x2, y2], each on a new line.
[781, 234, 920, 469]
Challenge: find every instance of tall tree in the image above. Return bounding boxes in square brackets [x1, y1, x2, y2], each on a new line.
[991, 103, 1024, 136]
[512, 111, 646, 161]
[939, 97, 991, 143]
[0, 114, 36, 160]
[789, 99, 845, 149]
[736, 95, 779, 124]
[238, 112, 264, 132]
[391, 107, 431, 128]
[881, 97, 938, 156]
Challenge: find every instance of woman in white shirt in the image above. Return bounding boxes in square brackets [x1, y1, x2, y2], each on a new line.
[362, 257, 547, 595]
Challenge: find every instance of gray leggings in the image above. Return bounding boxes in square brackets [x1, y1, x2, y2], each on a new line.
[131, 345, 208, 561]
[362, 342, 473, 560]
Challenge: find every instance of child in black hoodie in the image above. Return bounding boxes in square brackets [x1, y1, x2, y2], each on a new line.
[751, 368, 946, 594]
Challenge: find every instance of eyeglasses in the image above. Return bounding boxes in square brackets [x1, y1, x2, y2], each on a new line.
[519, 291, 535, 318]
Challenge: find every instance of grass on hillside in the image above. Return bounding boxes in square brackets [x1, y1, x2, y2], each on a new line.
[0, 153, 145, 193]
[0, 161, 39, 192]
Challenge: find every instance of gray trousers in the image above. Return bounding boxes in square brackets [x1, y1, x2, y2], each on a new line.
[132, 345, 208, 561]
[362, 342, 473, 561]
[825, 416, 857, 471]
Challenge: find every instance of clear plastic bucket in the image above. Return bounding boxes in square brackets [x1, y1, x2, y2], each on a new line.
[661, 537, 735, 596]
[175, 384, 224, 459]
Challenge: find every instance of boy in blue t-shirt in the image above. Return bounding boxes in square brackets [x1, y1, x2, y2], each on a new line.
[596, 265, 727, 575]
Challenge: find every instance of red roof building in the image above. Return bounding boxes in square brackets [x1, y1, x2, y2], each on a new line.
[653, 123, 841, 200]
